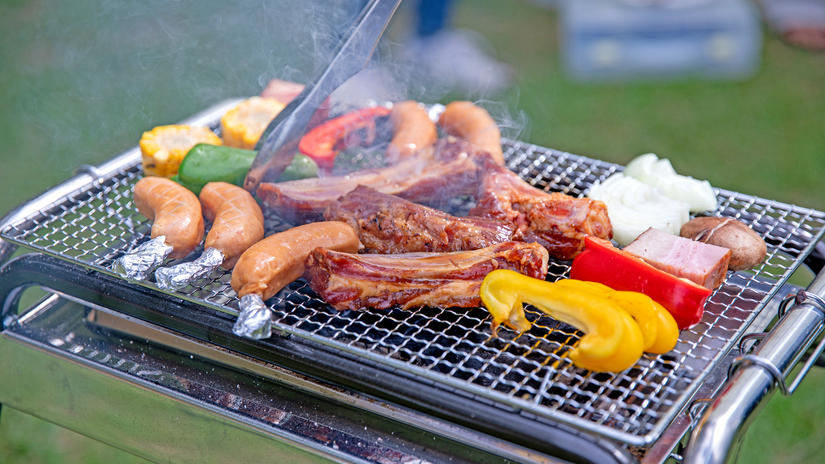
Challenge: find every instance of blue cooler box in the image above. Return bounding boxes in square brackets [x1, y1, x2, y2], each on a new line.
[560, 0, 763, 81]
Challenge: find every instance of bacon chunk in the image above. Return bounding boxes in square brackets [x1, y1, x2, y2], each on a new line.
[623, 227, 731, 290]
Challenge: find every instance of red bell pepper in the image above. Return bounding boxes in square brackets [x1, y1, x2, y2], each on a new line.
[570, 236, 711, 330]
[298, 106, 391, 170]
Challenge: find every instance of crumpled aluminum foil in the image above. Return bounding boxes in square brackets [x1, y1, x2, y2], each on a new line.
[155, 247, 225, 292]
[111, 236, 173, 281]
[233, 293, 272, 339]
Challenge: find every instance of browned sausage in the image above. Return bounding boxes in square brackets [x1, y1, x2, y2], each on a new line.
[199, 182, 265, 269]
[386, 100, 438, 162]
[437, 101, 504, 164]
[133, 177, 204, 259]
[231, 222, 360, 300]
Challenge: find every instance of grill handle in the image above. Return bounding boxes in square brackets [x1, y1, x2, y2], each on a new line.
[683, 271, 825, 464]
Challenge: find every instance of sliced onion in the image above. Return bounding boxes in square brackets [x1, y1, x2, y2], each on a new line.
[624, 153, 717, 213]
[587, 173, 690, 246]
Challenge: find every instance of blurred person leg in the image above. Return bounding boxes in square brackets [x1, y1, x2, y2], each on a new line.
[408, 0, 513, 96]
[761, 0, 825, 51]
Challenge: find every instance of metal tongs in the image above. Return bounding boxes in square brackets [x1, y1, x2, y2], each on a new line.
[234, 0, 401, 339]
[244, 0, 402, 193]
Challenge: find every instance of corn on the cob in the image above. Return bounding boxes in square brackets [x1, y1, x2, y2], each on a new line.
[220, 97, 286, 150]
[140, 125, 222, 178]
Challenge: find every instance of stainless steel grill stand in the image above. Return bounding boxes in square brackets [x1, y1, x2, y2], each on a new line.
[0, 254, 635, 464]
[3, 100, 825, 463]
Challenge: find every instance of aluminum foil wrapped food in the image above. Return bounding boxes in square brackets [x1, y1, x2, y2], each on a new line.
[233, 294, 273, 339]
[111, 236, 174, 281]
[155, 247, 225, 291]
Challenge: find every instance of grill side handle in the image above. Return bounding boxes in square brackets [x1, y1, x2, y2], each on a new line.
[683, 271, 825, 464]
[0, 99, 243, 266]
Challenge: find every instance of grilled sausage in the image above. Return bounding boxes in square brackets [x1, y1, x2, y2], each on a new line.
[199, 182, 265, 269]
[386, 100, 438, 162]
[231, 221, 361, 300]
[133, 177, 204, 259]
[437, 101, 504, 165]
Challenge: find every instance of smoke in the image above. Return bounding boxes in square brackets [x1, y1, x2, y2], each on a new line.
[1, 0, 528, 214]
[2, 1, 362, 197]
[474, 95, 531, 144]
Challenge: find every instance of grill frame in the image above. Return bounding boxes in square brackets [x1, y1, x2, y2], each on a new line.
[2, 102, 824, 448]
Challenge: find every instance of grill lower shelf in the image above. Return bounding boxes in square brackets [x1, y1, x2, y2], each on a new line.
[1, 292, 561, 464]
[2, 101, 824, 448]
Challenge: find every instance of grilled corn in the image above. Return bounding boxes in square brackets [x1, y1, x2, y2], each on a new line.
[140, 125, 222, 178]
[221, 97, 286, 149]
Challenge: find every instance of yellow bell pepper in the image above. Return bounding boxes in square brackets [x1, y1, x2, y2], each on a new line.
[480, 270, 645, 373]
[552, 280, 678, 354]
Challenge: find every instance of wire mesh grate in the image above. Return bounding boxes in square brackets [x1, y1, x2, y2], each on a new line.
[3, 138, 825, 446]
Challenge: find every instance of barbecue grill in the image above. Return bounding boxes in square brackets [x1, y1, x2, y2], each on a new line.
[2, 98, 825, 464]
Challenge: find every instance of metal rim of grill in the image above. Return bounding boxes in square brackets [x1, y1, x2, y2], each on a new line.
[3, 127, 824, 447]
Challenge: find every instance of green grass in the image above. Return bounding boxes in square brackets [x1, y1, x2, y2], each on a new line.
[1, 1, 825, 463]
[456, 0, 825, 211]
[0, 407, 150, 464]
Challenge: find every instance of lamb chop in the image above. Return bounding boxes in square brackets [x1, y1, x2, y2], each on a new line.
[469, 155, 612, 260]
[324, 185, 515, 254]
[304, 241, 549, 311]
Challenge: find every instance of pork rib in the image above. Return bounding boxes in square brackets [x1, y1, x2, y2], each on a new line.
[324, 185, 515, 254]
[257, 138, 482, 222]
[260, 136, 612, 260]
[304, 241, 549, 311]
[470, 155, 612, 260]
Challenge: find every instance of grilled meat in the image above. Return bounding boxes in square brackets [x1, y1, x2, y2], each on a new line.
[624, 227, 731, 290]
[304, 241, 549, 311]
[680, 217, 766, 271]
[470, 155, 612, 260]
[324, 185, 515, 254]
[259, 136, 611, 260]
[256, 138, 481, 222]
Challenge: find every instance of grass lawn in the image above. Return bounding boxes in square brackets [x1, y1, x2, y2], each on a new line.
[1, 0, 824, 462]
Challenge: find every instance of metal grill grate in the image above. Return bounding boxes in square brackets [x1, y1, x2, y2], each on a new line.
[3, 137, 825, 447]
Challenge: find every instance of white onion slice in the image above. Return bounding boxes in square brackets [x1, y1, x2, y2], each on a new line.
[624, 153, 717, 213]
[587, 174, 690, 246]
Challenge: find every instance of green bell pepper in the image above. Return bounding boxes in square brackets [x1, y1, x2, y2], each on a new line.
[173, 144, 318, 195]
